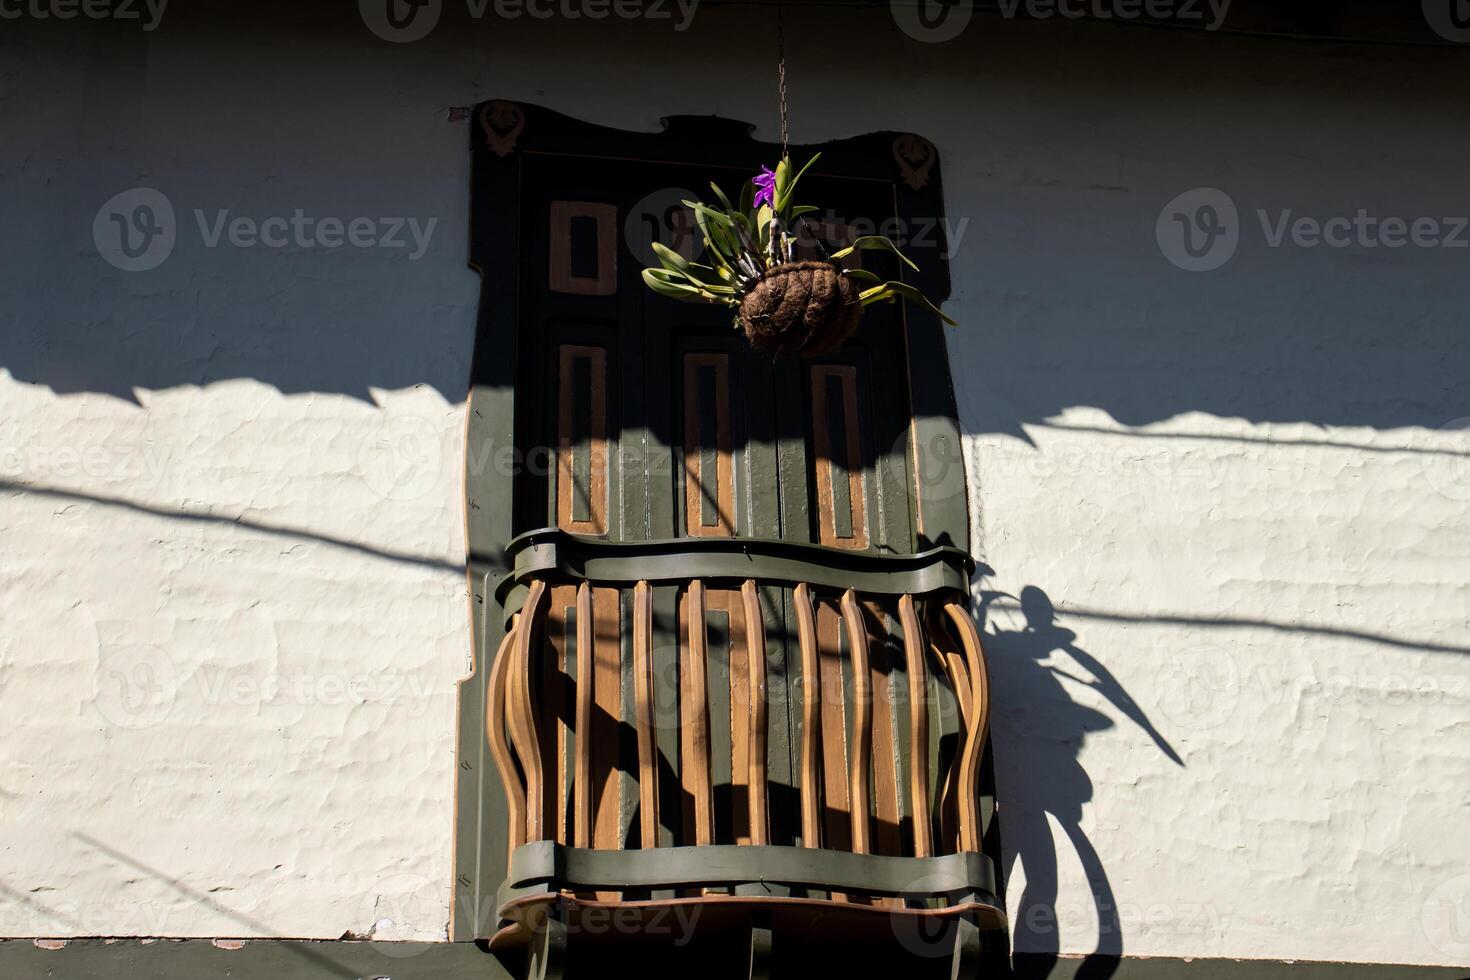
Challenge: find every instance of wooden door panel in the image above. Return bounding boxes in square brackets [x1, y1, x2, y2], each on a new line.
[810, 364, 869, 550]
[525, 153, 918, 551]
[554, 342, 611, 535]
[548, 200, 618, 295]
[680, 350, 738, 538]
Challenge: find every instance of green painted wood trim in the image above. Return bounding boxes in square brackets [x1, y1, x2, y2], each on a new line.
[498, 841, 1000, 908]
[455, 121, 526, 942]
[490, 528, 976, 615]
[2, 940, 1463, 979]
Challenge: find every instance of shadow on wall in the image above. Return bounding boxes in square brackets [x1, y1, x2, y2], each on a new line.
[16, 183, 1468, 433]
[978, 577, 1184, 979]
[8, 11, 1468, 431]
[952, 309, 1468, 442]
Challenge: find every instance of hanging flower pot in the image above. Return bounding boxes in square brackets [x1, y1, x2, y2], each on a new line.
[641, 154, 956, 359]
[738, 259, 863, 357]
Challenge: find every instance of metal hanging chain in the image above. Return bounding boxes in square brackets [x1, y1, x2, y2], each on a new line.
[777, 3, 789, 161]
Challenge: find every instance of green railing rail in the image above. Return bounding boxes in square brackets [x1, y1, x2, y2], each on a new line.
[495, 527, 975, 621]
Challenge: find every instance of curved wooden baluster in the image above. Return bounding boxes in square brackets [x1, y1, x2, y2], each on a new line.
[839, 589, 873, 857]
[946, 647, 974, 729]
[930, 606, 971, 853]
[572, 582, 594, 849]
[792, 583, 822, 849]
[741, 580, 769, 846]
[898, 595, 933, 859]
[944, 601, 992, 855]
[508, 579, 548, 842]
[685, 580, 715, 846]
[632, 581, 659, 849]
[485, 614, 526, 861]
[939, 668, 970, 853]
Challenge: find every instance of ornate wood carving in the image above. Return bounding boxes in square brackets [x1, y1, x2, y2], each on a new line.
[893, 133, 937, 191]
[480, 100, 525, 157]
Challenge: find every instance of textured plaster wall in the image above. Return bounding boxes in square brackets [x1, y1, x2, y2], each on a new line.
[1, 5, 1466, 967]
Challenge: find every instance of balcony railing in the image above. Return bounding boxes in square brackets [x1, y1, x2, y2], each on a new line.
[483, 529, 1002, 972]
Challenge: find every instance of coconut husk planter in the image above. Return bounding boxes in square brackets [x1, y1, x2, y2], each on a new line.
[737, 261, 863, 357]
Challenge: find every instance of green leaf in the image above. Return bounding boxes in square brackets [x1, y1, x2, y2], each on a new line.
[701, 245, 729, 275]
[691, 202, 736, 229]
[729, 211, 760, 256]
[642, 268, 704, 300]
[774, 152, 821, 216]
[755, 204, 774, 251]
[642, 268, 737, 306]
[655, 264, 714, 291]
[692, 204, 741, 266]
[829, 235, 920, 272]
[708, 181, 735, 214]
[773, 156, 791, 205]
[858, 280, 958, 326]
[789, 205, 820, 218]
[738, 177, 756, 224]
[651, 241, 691, 274]
[643, 266, 694, 286]
[841, 268, 883, 286]
[788, 151, 820, 189]
[646, 266, 735, 294]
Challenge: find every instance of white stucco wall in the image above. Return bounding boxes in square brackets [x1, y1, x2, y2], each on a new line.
[1, 5, 1466, 967]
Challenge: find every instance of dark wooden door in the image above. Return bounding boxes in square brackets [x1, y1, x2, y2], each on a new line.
[514, 151, 932, 850]
[514, 153, 917, 552]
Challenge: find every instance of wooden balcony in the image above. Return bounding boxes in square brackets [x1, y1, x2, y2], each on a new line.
[483, 529, 1003, 976]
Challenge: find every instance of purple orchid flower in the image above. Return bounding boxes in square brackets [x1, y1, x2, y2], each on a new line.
[751, 165, 777, 209]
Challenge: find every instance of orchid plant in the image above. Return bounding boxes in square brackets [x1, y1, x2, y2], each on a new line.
[640, 153, 957, 327]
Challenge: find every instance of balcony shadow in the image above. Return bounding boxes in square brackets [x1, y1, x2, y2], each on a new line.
[977, 580, 1183, 980]
[2, 479, 464, 575]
